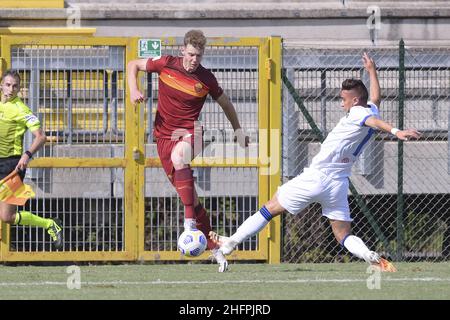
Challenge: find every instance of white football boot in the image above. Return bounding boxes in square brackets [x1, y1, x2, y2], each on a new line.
[212, 248, 229, 273]
[365, 251, 397, 272]
[364, 251, 381, 264]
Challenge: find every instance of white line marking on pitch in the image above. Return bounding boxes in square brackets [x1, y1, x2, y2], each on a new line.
[1, 278, 450, 287]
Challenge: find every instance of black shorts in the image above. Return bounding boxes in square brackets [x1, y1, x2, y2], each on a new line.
[0, 156, 25, 181]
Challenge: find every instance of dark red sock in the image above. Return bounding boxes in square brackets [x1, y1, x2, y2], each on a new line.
[195, 204, 217, 250]
[173, 168, 195, 219]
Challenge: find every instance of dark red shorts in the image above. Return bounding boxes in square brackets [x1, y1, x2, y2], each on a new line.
[156, 133, 203, 181]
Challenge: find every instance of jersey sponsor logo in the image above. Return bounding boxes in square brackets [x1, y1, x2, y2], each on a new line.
[24, 114, 39, 124]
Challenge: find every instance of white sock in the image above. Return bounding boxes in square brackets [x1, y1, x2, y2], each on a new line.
[229, 207, 272, 244]
[184, 218, 196, 230]
[342, 235, 371, 261]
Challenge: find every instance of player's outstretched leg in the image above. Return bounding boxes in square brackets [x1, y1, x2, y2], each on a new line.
[46, 217, 63, 249]
[13, 211, 63, 250]
[195, 204, 217, 250]
[341, 234, 396, 272]
[195, 204, 229, 272]
[209, 205, 274, 256]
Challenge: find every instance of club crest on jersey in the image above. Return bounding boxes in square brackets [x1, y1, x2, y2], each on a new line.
[341, 157, 350, 163]
[194, 83, 203, 93]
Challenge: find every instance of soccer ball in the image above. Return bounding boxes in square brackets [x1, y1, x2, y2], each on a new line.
[177, 229, 207, 257]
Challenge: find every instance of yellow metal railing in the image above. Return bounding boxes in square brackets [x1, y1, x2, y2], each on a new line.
[0, 1, 64, 8]
[0, 28, 96, 36]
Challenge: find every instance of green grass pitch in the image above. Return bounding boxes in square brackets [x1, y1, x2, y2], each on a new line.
[0, 262, 449, 300]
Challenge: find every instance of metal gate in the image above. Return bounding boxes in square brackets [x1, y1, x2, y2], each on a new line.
[0, 35, 281, 263]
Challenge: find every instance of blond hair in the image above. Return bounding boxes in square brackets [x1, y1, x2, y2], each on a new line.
[184, 30, 207, 51]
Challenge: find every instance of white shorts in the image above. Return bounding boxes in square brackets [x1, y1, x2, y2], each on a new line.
[277, 168, 352, 222]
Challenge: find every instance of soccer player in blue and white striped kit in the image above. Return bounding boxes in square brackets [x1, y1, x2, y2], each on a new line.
[210, 52, 421, 271]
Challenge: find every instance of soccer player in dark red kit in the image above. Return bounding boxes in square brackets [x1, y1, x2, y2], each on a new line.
[127, 30, 249, 272]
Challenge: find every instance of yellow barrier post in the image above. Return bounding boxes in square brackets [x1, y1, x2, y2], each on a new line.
[257, 37, 271, 261]
[0, 37, 12, 261]
[268, 36, 282, 264]
[125, 38, 142, 261]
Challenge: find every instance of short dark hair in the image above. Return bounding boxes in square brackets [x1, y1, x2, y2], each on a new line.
[184, 30, 207, 51]
[341, 78, 368, 103]
[1, 69, 21, 84]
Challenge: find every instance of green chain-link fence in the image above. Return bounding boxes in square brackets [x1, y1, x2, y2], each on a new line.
[281, 41, 449, 263]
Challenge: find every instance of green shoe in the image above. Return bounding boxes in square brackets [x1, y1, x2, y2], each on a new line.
[47, 218, 63, 249]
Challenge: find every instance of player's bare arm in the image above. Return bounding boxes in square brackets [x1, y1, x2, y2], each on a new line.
[362, 52, 381, 107]
[216, 93, 249, 147]
[16, 128, 46, 171]
[127, 58, 148, 104]
[364, 116, 422, 141]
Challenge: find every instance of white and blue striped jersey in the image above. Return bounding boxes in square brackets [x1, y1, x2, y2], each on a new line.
[309, 103, 379, 179]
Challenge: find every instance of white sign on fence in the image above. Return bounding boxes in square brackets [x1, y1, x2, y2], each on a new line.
[138, 39, 161, 58]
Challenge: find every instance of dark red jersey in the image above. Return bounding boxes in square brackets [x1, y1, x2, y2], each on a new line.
[146, 55, 223, 139]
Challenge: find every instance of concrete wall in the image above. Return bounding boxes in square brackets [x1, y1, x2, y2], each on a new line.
[0, 1, 449, 45]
